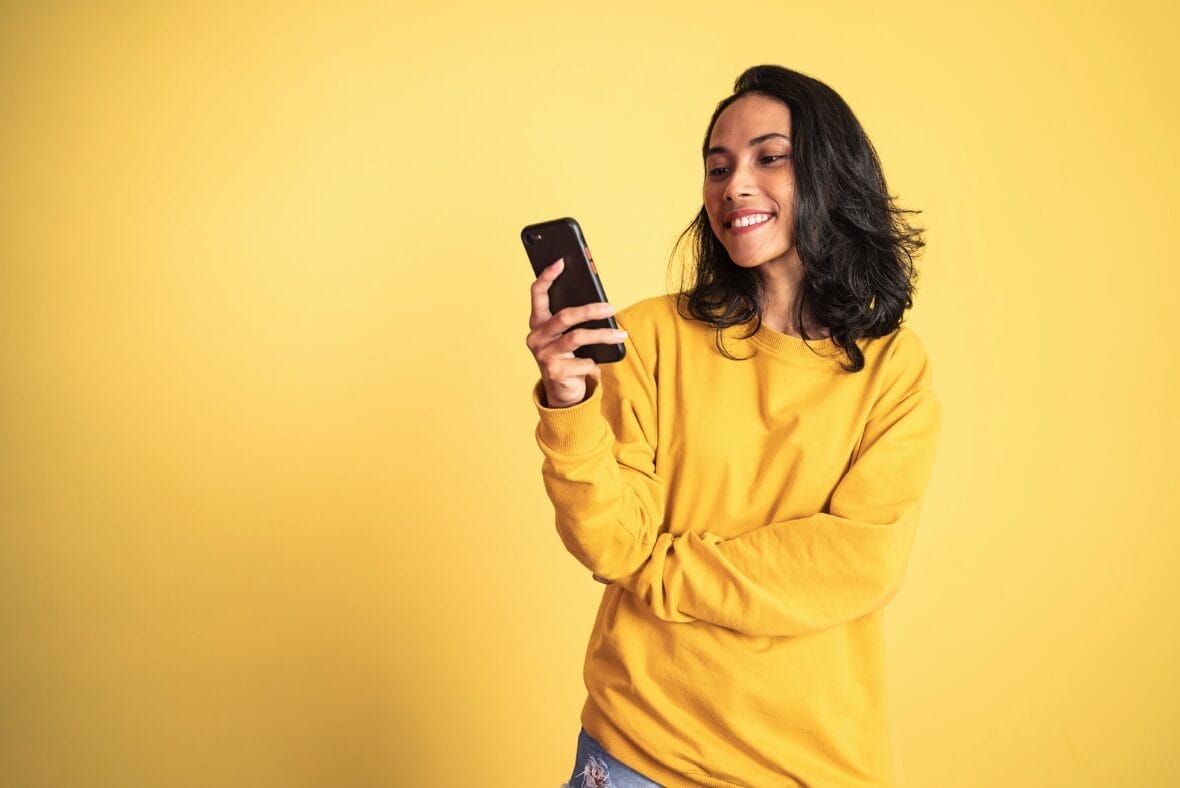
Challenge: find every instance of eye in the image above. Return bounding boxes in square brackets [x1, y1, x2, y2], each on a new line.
[707, 165, 730, 178]
[759, 154, 791, 165]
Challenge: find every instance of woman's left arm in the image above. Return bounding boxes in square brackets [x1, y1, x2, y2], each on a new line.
[618, 350, 942, 638]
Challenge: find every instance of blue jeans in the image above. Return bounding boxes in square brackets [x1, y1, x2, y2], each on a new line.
[564, 728, 664, 788]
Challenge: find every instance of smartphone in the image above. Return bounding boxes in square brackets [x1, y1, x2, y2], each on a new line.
[521, 217, 625, 364]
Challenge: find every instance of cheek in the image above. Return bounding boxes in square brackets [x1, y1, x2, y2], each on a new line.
[703, 185, 723, 224]
[703, 208, 724, 237]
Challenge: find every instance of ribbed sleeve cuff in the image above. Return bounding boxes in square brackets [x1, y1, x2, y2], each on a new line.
[532, 380, 611, 456]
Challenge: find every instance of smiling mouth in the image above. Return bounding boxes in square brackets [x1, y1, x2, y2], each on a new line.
[725, 212, 774, 230]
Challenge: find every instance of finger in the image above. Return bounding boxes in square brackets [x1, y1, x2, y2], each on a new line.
[529, 258, 565, 329]
[536, 326, 623, 360]
[542, 356, 600, 382]
[554, 327, 628, 356]
[544, 301, 617, 335]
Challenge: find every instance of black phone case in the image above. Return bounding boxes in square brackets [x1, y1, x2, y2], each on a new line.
[521, 217, 625, 364]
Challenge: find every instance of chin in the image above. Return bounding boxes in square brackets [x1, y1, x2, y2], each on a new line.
[726, 251, 785, 270]
[727, 258, 764, 270]
[725, 245, 797, 272]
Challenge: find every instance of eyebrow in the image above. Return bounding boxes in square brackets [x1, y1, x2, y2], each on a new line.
[706, 133, 792, 157]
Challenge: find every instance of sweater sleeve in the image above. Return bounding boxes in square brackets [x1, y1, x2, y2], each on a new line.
[618, 337, 942, 637]
[534, 330, 665, 581]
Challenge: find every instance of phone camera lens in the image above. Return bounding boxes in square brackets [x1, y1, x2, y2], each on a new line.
[525, 232, 541, 245]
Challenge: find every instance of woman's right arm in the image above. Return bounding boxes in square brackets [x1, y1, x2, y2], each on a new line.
[527, 260, 664, 580]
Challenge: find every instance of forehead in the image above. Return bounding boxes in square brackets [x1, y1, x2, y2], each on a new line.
[709, 94, 792, 146]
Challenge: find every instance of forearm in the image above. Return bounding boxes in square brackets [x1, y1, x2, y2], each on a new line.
[620, 509, 920, 636]
[536, 382, 663, 579]
[620, 386, 941, 637]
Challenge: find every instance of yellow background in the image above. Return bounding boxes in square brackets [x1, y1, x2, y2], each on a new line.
[2, 1, 1177, 785]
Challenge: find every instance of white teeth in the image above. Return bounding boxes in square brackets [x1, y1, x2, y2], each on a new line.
[733, 213, 771, 228]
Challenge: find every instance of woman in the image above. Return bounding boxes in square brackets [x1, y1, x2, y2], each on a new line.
[527, 65, 941, 788]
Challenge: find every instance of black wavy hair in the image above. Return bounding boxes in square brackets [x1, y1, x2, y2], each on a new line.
[674, 65, 924, 372]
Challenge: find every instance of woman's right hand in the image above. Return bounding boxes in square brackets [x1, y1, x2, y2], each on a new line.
[526, 258, 628, 409]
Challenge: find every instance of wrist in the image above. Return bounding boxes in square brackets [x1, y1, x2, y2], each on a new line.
[542, 378, 596, 409]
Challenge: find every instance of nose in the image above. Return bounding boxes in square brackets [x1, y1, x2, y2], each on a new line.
[723, 161, 755, 202]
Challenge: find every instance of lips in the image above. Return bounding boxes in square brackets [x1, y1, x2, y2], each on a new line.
[723, 208, 775, 231]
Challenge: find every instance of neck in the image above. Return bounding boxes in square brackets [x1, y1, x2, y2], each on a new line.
[755, 256, 824, 338]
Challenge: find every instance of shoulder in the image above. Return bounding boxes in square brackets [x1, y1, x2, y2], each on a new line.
[601, 295, 706, 392]
[613, 294, 700, 363]
[882, 326, 931, 369]
[616, 294, 681, 333]
[861, 326, 932, 380]
[856, 326, 936, 419]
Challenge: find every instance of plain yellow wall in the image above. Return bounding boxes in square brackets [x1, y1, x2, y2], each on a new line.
[2, 1, 1177, 786]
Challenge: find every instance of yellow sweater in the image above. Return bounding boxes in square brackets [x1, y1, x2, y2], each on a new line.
[535, 294, 941, 787]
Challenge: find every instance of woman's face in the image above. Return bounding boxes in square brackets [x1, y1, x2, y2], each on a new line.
[703, 93, 799, 272]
